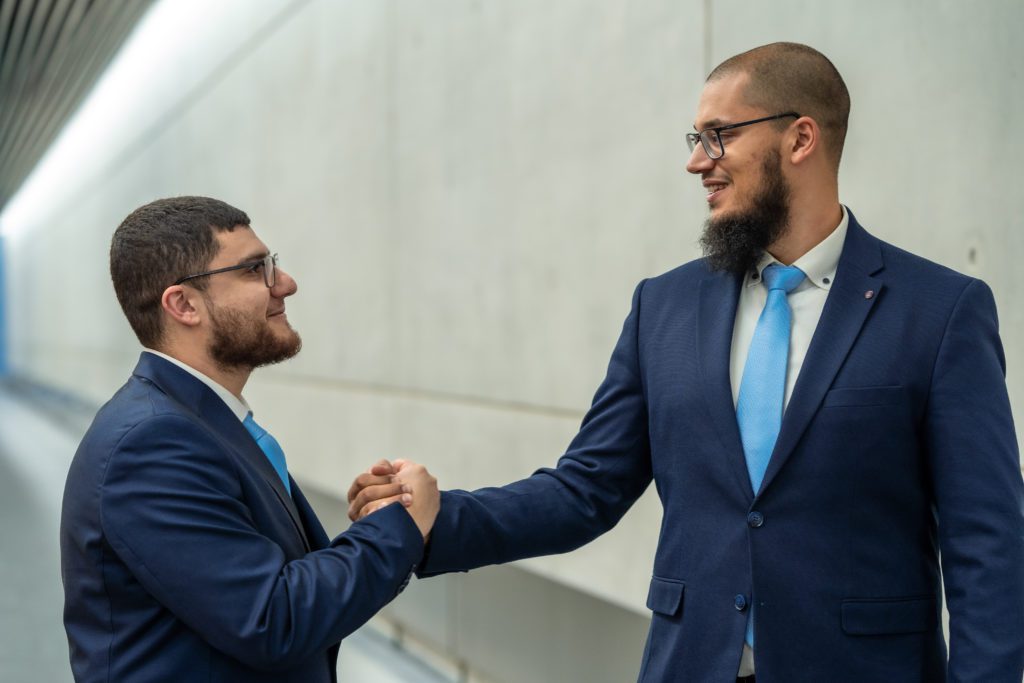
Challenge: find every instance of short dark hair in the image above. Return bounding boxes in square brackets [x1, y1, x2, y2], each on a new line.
[708, 42, 850, 170]
[110, 196, 250, 349]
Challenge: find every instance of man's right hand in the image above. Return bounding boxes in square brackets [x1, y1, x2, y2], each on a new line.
[347, 459, 439, 540]
[347, 459, 405, 522]
[392, 460, 439, 540]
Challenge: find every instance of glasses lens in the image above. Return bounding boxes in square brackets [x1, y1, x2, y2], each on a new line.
[686, 133, 699, 152]
[265, 254, 277, 288]
[701, 130, 724, 159]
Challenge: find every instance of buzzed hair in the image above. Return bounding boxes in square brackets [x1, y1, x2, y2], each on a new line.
[110, 196, 250, 349]
[708, 42, 850, 170]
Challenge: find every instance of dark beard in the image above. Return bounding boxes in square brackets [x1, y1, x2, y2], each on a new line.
[699, 150, 791, 275]
[206, 301, 302, 372]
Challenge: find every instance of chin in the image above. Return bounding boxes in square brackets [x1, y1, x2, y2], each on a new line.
[709, 204, 733, 220]
[712, 201, 754, 223]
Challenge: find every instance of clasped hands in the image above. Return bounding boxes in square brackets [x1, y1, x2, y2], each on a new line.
[347, 459, 439, 540]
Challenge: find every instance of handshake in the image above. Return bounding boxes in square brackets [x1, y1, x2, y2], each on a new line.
[346, 460, 440, 540]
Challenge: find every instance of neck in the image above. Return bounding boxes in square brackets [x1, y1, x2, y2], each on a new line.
[767, 197, 842, 266]
[156, 341, 251, 399]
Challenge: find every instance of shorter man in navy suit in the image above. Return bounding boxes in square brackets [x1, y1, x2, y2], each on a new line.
[60, 196, 436, 682]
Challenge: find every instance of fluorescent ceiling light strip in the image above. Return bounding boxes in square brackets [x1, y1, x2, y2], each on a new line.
[0, 0, 245, 239]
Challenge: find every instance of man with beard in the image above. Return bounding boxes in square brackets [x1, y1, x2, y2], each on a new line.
[60, 196, 440, 682]
[349, 43, 1024, 681]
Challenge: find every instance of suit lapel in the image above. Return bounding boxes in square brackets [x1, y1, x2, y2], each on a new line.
[204, 395, 312, 552]
[134, 353, 312, 551]
[757, 213, 885, 496]
[291, 484, 331, 550]
[697, 268, 754, 497]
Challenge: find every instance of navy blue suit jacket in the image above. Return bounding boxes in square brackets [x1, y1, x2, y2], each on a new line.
[61, 353, 423, 682]
[420, 212, 1024, 682]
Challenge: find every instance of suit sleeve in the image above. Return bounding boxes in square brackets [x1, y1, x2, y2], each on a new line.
[925, 278, 1024, 682]
[100, 417, 423, 671]
[420, 280, 654, 576]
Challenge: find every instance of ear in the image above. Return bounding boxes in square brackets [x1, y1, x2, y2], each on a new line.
[160, 285, 203, 329]
[787, 116, 820, 166]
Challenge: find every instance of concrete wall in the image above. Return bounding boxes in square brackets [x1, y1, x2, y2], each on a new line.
[3, 1, 1021, 680]
[0, 236, 7, 376]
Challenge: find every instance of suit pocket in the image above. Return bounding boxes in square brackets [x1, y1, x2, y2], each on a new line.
[841, 596, 937, 635]
[646, 576, 685, 617]
[823, 385, 905, 408]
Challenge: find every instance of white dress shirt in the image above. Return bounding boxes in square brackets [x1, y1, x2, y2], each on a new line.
[728, 206, 849, 676]
[143, 349, 251, 422]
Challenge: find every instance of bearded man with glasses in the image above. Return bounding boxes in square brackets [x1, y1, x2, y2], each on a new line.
[349, 42, 1024, 682]
[60, 196, 440, 682]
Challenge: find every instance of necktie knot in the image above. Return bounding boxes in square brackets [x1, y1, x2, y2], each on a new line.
[243, 412, 291, 496]
[762, 264, 805, 294]
[242, 413, 265, 440]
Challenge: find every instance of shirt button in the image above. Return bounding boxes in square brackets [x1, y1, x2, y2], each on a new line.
[747, 511, 765, 528]
[734, 594, 748, 611]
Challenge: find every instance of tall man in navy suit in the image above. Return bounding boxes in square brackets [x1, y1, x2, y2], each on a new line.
[60, 196, 439, 682]
[349, 43, 1024, 681]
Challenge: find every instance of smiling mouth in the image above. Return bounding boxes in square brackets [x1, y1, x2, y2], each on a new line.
[704, 183, 728, 205]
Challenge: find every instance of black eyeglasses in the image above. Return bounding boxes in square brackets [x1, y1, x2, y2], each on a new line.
[686, 112, 800, 160]
[173, 253, 279, 288]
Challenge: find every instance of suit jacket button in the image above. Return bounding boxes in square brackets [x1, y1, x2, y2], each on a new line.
[747, 511, 764, 528]
[734, 594, 748, 611]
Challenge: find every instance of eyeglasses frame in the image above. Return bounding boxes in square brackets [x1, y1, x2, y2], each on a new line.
[173, 253, 279, 289]
[687, 112, 800, 160]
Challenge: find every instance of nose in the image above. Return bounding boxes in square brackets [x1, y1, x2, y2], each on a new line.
[685, 142, 714, 175]
[272, 267, 298, 297]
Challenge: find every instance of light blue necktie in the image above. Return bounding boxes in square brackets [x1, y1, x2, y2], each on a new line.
[735, 263, 805, 648]
[243, 413, 291, 496]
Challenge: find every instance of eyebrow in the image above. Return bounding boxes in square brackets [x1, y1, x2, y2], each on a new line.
[694, 118, 728, 131]
[234, 250, 270, 265]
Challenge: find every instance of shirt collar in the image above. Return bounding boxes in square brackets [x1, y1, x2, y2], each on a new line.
[745, 205, 849, 292]
[143, 349, 251, 422]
